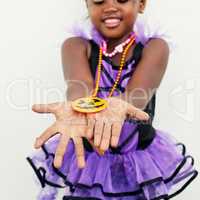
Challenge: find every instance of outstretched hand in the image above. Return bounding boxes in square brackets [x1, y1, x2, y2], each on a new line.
[33, 102, 87, 169]
[85, 97, 149, 153]
[32, 98, 149, 168]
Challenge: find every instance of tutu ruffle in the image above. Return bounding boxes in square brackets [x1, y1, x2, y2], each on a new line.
[27, 120, 197, 200]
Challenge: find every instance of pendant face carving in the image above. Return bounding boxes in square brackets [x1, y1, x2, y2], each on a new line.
[71, 97, 108, 113]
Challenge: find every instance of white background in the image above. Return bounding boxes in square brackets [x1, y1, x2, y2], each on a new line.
[0, 0, 199, 199]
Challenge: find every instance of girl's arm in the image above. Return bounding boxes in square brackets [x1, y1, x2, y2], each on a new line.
[119, 38, 169, 110]
[61, 37, 94, 100]
[62, 37, 169, 111]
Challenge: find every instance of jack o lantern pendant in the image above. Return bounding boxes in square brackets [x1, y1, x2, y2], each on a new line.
[71, 97, 108, 113]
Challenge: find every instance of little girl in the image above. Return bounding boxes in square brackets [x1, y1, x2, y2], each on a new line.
[27, 0, 198, 199]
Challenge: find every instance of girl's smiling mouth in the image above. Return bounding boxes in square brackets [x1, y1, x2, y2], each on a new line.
[104, 18, 121, 28]
[102, 15, 122, 28]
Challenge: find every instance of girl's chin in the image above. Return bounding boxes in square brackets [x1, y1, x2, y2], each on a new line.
[99, 25, 132, 40]
[100, 29, 125, 40]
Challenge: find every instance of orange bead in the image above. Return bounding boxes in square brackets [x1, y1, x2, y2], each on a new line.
[92, 36, 136, 98]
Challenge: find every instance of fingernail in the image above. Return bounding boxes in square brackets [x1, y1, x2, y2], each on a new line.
[145, 113, 150, 120]
[94, 140, 99, 147]
[99, 149, 105, 156]
[79, 163, 85, 169]
[32, 104, 37, 111]
[54, 157, 61, 168]
[34, 139, 41, 149]
[34, 142, 39, 149]
[78, 158, 85, 169]
[100, 144, 106, 152]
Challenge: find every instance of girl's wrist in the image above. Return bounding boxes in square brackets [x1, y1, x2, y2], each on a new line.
[111, 91, 149, 111]
[107, 93, 131, 106]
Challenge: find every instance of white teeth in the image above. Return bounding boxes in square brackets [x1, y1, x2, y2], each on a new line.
[104, 19, 121, 28]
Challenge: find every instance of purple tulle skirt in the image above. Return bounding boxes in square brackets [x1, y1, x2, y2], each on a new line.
[27, 120, 197, 200]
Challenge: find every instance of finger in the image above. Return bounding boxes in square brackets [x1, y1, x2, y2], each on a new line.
[34, 123, 58, 149]
[100, 122, 112, 152]
[73, 137, 85, 169]
[54, 134, 70, 168]
[32, 102, 61, 114]
[94, 119, 104, 147]
[86, 115, 95, 139]
[127, 105, 149, 121]
[111, 122, 123, 147]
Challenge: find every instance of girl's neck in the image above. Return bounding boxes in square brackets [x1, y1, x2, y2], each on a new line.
[106, 31, 133, 53]
[103, 31, 136, 66]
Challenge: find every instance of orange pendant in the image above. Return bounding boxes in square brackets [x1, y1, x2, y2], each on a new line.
[71, 97, 108, 113]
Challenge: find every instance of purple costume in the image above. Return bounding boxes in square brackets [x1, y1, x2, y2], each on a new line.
[27, 39, 198, 200]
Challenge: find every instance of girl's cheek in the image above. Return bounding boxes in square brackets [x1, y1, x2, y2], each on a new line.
[89, 10, 101, 21]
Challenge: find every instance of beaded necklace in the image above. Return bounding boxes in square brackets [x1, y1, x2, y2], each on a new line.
[71, 33, 136, 113]
[102, 32, 135, 58]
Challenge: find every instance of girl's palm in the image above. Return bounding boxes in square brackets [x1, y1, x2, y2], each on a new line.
[33, 102, 87, 169]
[86, 97, 149, 153]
